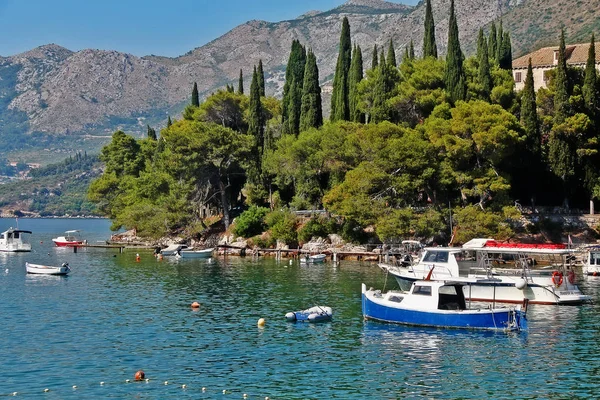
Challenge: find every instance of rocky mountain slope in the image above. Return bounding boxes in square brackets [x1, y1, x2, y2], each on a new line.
[0, 0, 597, 157]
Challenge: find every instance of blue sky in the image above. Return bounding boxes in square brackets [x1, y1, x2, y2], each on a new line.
[0, 0, 419, 58]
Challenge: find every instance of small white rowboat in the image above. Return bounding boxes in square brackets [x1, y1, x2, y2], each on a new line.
[26, 262, 71, 275]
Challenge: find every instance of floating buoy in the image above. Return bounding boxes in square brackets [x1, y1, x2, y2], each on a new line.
[515, 278, 527, 290]
[126, 379, 130, 383]
[164, 381, 169, 385]
[243, 394, 248, 398]
[594, 271, 598, 276]
[191, 301, 200, 309]
[145, 378, 149, 383]
[136, 254, 141, 262]
[44, 388, 49, 392]
[72, 385, 77, 389]
[222, 389, 227, 394]
[289, 259, 293, 265]
[135, 370, 145, 381]
[257, 318, 266, 327]
[100, 382, 105, 385]
[202, 387, 206, 392]
[11, 392, 17, 396]
[182, 384, 187, 389]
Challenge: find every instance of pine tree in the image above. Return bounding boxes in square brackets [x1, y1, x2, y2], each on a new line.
[477, 28, 492, 101]
[147, 124, 157, 141]
[248, 66, 265, 158]
[387, 39, 397, 67]
[330, 17, 352, 121]
[238, 69, 244, 95]
[444, 0, 466, 103]
[423, 0, 437, 58]
[299, 49, 323, 132]
[257, 59, 266, 97]
[191, 82, 199, 107]
[371, 44, 379, 69]
[282, 40, 307, 133]
[488, 22, 497, 63]
[348, 44, 364, 123]
[554, 29, 570, 123]
[583, 33, 598, 116]
[521, 59, 540, 156]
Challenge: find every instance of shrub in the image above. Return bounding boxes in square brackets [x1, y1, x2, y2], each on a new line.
[232, 206, 269, 238]
[298, 217, 330, 243]
[341, 219, 369, 244]
[266, 209, 298, 245]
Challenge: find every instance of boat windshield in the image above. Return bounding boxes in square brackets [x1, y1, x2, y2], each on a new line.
[422, 250, 449, 263]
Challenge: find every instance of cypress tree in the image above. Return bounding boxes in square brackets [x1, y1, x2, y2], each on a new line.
[191, 82, 199, 107]
[583, 33, 598, 116]
[409, 40, 415, 59]
[554, 29, 570, 123]
[248, 66, 265, 158]
[496, 20, 504, 63]
[167, 116, 172, 127]
[238, 69, 244, 95]
[348, 44, 364, 123]
[288, 76, 302, 135]
[299, 49, 323, 132]
[477, 29, 492, 100]
[423, 0, 437, 58]
[488, 22, 497, 63]
[331, 17, 352, 122]
[371, 44, 379, 69]
[226, 84, 234, 93]
[257, 59, 266, 97]
[387, 39, 397, 67]
[444, 0, 466, 103]
[147, 124, 157, 141]
[521, 58, 540, 156]
[498, 32, 513, 70]
[282, 40, 307, 133]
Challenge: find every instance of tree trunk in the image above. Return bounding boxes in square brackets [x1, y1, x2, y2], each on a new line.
[219, 180, 230, 229]
[590, 198, 595, 215]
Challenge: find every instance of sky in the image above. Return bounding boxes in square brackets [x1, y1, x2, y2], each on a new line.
[0, 0, 419, 58]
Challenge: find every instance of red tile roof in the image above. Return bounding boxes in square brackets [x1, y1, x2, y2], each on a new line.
[512, 43, 600, 69]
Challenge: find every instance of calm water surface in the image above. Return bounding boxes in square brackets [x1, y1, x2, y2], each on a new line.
[1, 218, 600, 399]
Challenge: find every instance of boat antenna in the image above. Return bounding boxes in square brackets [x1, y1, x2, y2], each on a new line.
[15, 216, 18, 229]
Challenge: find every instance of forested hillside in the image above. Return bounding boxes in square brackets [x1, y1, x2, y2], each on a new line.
[89, 5, 600, 245]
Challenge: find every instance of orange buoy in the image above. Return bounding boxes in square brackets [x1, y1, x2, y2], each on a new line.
[594, 271, 598, 277]
[135, 370, 145, 381]
[136, 253, 141, 262]
[191, 301, 200, 308]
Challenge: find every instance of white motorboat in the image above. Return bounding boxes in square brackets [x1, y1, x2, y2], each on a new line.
[581, 245, 600, 276]
[0, 227, 32, 252]
[176, 248, 214, 259]
[379, 238, 591, 305]
[300, 253, 327, 264]
[362, 280, 527, 331]
[26, 262, 70, 275]
[160, 244, 189, 256]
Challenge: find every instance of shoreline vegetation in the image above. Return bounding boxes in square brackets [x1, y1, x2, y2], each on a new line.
[4, 9, 600, 250]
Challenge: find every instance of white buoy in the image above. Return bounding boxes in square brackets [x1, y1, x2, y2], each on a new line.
[11, 392, 17, 396]
[289, 259, 293, 265]
[126, 379, 130, 383]
[44, 389, 49, 392]
[72, 385, 77, 389]
[223, 389, 228, 394]
[257, 318, 266, 327]
[182, 384, 187, 389]
[5, 268, 8, 273]
[145, 378, 149, 383]
[164, 381, 169, 385]
[202, 387, 206, 392]
[243, 394, 248, 398]
[100, 382, 105, 385]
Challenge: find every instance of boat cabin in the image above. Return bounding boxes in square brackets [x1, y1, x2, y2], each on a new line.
[391, 281, 468, 311]
[0, 227, 33, 252]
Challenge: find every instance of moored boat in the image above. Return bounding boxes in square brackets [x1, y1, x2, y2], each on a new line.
[160, 244, 189, 256]
[176, 247, 214, 259]
[285, 306, 333, 322]
[379, 238, 591, 305]
[0, 227, 32, 252]
[581, 245, 600, 276]
[361, 281, 527, 331]
[26, 262, 70, 275]
[300, 253, 327, 264]
[52, 230, 86, 247]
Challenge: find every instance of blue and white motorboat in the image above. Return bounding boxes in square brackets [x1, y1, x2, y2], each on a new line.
[361, 280, 527, 331]
[285, 306, 333, 323]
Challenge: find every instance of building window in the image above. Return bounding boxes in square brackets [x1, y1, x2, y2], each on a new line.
[514, 72, 522, 83]
[543, 70, 551, 82]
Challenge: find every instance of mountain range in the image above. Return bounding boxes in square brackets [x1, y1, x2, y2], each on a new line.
[1, 0, 598, 162]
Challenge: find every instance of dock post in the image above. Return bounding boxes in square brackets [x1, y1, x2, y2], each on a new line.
[333, 252, 337, 263]
[73, 246, 77, 253]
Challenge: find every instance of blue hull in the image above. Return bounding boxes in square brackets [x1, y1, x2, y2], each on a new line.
[362, 293, 526, 331]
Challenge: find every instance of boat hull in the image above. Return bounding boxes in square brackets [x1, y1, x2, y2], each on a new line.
[25, 262, 70, 275]
[52, 240, 85, 247]
[362, 288, 525, 331]
[177, 248, 214, 259]
[300, 254, 327, 264]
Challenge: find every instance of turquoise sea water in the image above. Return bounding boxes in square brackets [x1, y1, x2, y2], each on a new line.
[1, 218, 600, 399]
